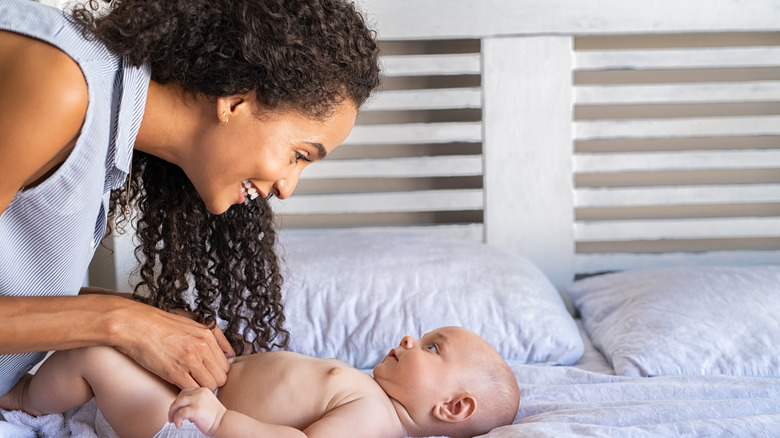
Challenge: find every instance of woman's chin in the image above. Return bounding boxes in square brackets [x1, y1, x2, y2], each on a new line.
[205, 199, 232, 215]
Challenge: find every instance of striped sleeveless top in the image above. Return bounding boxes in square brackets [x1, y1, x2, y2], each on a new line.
[0, 0, 151, 395]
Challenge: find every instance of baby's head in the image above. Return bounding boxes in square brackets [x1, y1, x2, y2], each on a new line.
[373, 326, 520, 437]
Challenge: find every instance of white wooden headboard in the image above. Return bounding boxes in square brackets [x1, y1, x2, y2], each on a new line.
[94, 0, 780, 293]
[271, 0, 780, 291]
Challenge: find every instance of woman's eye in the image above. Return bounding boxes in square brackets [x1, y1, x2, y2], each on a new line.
[295, 152, 311, 163]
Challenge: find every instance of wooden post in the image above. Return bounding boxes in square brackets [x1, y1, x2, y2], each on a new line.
[483, 36, 575, 292]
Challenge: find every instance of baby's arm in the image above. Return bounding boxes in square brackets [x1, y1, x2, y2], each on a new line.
[303, 397, 401, 438]
[169, 387, 306, 437]
[169, 388, 396, 438]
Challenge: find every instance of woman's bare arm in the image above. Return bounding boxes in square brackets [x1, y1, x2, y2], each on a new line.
[0, 294, 231, 390]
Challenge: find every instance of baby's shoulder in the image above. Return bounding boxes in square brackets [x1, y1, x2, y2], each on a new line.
[330, 367, 392, 409]
[325, 379, 403, 437]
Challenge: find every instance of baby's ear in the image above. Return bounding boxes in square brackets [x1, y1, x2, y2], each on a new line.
[433, 394, 476, 423]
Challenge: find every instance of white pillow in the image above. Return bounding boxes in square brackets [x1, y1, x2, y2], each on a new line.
[568, 265, 780, 377]
[277, 231, 583, 369]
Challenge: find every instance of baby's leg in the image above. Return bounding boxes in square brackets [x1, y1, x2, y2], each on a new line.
[0, 350, 94, 415]
[5, 346, 178, 438]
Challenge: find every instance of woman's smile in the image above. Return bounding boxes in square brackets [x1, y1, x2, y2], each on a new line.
[240, 179, 263, 203]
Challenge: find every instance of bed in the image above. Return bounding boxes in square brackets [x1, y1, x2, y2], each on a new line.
[271, 4, 780, 435]
[2, 0, 780, 436]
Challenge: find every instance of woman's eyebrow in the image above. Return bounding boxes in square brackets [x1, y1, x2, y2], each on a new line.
[307, 142, 327, 160]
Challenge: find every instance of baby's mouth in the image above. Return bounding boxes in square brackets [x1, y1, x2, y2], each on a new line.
[241, 179, 260, 201]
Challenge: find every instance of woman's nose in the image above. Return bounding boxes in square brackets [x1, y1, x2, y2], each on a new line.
[273, 167, 303, 200]
[273, 177, 296, 200]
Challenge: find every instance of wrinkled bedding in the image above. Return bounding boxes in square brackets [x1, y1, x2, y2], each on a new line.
[3, 321, 778, 438]
[3, 234, 778, 437]
[423, 319, 780, 438]
[484, 320, 780, 437]
[485, 363, 780, 437]
[0, 398, 110, 438]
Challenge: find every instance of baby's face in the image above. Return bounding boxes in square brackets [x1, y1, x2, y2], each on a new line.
[373, 326, 486, 412]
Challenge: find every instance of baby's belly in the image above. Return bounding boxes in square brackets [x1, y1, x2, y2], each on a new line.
[216, 352, 342, 430]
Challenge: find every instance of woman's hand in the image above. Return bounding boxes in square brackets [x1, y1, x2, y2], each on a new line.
[111, 299, 235, 391]
[169, 308, 236, 364]
[80, 287, 236, 389]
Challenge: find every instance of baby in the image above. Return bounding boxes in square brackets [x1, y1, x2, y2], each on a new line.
[0, 326, 519, 438]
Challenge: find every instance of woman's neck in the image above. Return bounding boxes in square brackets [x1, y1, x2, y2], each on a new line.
[134, 80, 207, 166]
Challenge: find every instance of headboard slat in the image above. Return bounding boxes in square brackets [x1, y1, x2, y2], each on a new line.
[279, 224, 485, 241]
[575, 115, 780, 140]
[381, 53, 481, 76]
[576, 217, 780, 241]
[576, 250, 780, 273]
[358, 0, 779, 39]
[576, 184, 780, 207]
[575, 47, 780, 70]
[363, 87, 482, 111]
[576, 81, 780, 105]
[344, 122, 483, 145]
[271, 189, 483, 215]
[299, 155, 482, 180]
[575, 150, 780, 172]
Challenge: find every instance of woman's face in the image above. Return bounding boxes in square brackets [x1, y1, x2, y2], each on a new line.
[187, 96, 357, 214]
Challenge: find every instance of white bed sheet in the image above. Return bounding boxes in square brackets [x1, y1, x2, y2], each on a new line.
[479, 320, 780, 438]
[2, 320, 779, 437]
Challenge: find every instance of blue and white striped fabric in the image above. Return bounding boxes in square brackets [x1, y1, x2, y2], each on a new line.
[0, 0, 151, 395]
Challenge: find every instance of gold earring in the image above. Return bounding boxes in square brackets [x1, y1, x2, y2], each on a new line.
[219, 111, 229, 126]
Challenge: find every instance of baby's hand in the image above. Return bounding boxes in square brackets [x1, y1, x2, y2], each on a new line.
[168, 387, 227, 437]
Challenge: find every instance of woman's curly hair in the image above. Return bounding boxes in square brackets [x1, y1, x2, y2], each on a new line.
[74, 0, 381, 355]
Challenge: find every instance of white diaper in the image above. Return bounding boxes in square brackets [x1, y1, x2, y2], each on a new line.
[152, 420, 208, 438]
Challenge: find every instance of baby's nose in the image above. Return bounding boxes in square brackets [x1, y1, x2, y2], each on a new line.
[399, 336, 415, 349]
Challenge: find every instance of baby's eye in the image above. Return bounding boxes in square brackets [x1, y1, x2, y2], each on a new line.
[425, 343, 439, 354]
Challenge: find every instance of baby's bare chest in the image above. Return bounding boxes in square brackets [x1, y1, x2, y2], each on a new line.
[216, 352, 383, 430]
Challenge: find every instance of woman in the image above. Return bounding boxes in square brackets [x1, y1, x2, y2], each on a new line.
[0, 0, 380, 396]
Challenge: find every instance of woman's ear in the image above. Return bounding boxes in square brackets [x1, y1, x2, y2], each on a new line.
[215, 95, 247, 125]
[433, 394, 477, 423]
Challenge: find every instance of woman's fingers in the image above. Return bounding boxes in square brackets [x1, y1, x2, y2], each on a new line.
[162, 322, 230, 390]
[117, 304, 231, 390]
[166, 308, 234, 370]
[211, 324, 236, 360]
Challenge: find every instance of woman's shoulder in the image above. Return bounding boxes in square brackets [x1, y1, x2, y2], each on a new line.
[0, 31, 87, 205]
[2, 32, 88, 113]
